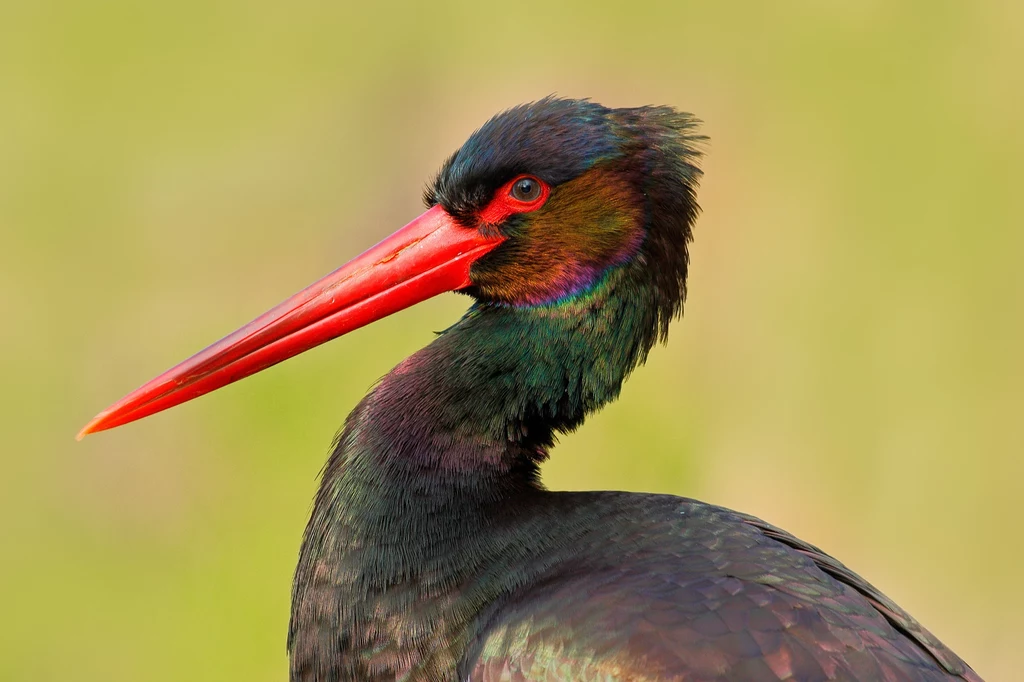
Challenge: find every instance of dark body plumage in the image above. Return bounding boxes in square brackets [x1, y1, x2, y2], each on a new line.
[286, 99, 978, 681]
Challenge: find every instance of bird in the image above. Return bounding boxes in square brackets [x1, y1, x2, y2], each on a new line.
[79, 98, 979, 681]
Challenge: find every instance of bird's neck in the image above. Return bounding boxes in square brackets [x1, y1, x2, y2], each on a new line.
[310, 262, 662, 548]
[289, 264, 661, 677]
[355, 265, 657, 469]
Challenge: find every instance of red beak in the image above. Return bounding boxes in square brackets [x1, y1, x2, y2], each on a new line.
[78, 205, 503, 439]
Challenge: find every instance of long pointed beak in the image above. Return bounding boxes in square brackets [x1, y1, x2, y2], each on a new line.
[78, 205, 502, 439]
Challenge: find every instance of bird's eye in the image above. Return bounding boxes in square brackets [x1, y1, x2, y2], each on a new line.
[478, 174, 549, 223]
[510, 176, 542, 203]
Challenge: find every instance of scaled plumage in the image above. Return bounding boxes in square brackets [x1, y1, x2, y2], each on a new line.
[284, 99, 979, 681]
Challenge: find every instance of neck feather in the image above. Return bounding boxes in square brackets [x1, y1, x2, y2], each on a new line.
[287, 263, 667, 678]
[300, 262, 665, 558]
[350, 264, 659, 466]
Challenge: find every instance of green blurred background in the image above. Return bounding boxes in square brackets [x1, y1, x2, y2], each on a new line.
[3, 1, 1021, 680]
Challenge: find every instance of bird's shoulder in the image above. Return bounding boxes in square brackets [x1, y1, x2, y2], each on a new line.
[732, 512, 979, 681]
[462, 494, 979, 682]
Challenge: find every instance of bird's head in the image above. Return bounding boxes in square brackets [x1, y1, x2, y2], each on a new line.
[431, 98, 702, 324]
[79, 98, 703, 438]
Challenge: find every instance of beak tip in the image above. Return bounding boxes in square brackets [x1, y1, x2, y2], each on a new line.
[76, 416, 104, 440]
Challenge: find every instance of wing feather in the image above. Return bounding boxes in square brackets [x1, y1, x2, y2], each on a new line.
[465, 501, 979, 682]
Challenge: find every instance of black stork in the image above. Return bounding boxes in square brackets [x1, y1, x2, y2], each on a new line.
[80, 98, 979, 682]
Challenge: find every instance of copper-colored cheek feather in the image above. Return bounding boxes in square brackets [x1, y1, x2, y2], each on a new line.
[472, 168, 646, 306]
[81, 97, 980, 682]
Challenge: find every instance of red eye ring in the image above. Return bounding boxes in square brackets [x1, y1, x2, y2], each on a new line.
[478, 175, 550, 224]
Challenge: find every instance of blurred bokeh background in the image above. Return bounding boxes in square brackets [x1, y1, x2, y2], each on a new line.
[2, 1, 1021, 680]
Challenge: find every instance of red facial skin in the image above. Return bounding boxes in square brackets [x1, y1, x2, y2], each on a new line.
[478, 176, 551, 225]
